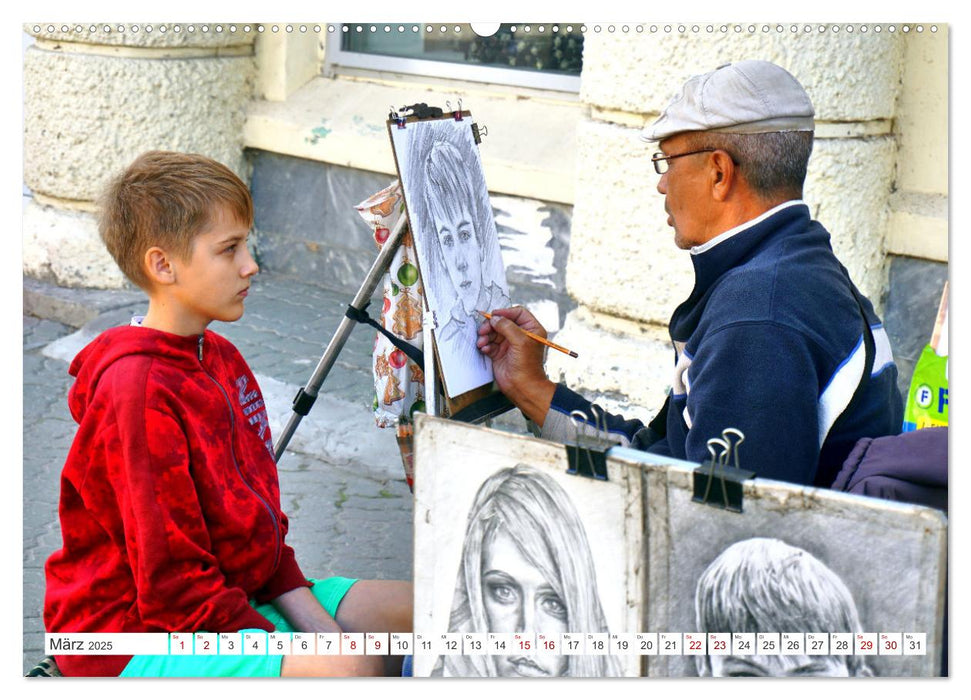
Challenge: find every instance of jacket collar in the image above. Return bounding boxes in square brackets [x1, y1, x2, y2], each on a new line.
[668, 202, 812, 339]
[689, 200, 806, 256]
[687, 201, 810, 297]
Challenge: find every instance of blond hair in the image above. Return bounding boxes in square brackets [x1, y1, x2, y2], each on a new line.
[97, 151, 253, 289]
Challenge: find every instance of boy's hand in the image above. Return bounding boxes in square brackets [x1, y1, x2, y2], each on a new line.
[477, 306, 556, 427]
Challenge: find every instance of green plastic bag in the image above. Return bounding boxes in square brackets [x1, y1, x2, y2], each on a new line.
[903, 345, 948, 432]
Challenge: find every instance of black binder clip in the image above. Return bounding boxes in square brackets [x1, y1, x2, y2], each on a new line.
[471, 123, 488, 144]
[404, 102, 443, 119]
[692, 428, 754, 513]
[565, 409, 611, 481]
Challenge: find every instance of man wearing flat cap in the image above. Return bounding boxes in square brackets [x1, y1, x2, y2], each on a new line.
[478, 60, 903, 487]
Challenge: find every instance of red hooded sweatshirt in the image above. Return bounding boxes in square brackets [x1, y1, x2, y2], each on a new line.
[44, 324, 309, 676]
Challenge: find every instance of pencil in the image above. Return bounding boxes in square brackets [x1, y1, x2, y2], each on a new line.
[477, 310, 579, 359]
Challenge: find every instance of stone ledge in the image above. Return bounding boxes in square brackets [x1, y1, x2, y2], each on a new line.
[243, 75, 582, 205]
[886, 211, 948, 262]
[23, 276, 144, 329]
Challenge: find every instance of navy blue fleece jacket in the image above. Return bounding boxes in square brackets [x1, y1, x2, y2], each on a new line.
[542, 202, 903, 487]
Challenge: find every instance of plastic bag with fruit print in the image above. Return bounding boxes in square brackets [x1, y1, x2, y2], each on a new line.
[355, 181, 426, 487]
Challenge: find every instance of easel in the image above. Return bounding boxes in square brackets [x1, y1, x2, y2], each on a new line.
[273, 103, 513, 464]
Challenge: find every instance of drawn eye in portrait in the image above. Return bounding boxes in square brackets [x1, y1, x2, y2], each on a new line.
[693, 537, 872, 678]
[431, 465, 622, 678]
[391, 117, 510, 398]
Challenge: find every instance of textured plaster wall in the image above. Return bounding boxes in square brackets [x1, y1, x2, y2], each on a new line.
[545, 306, 672, 424]
[888, 26, 948, 265]
[22, 25, 256, 288]
[580, 26, 902, 120]
[22, 202, 127, 288]
[569, 119, 693, 325]
[558, 27, 908, 415]
[894, 29, 948, 196]
[804, 136, 897, 302]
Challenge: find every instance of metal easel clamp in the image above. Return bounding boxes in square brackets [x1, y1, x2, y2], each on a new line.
[565, 409, 611, 481]
[692, 428, 755, 513]
[291, 387, 316, 417]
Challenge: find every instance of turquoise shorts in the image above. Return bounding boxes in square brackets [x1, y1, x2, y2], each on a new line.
[119, 576, 357, 678]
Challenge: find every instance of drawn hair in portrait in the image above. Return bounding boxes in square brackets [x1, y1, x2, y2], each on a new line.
[431, 464, 623, 678]
[694, 537, 872, 677]
[636, 453, 947, 678]
[390, 117, 510, 398]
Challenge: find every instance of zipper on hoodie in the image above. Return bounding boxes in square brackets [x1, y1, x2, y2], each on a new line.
[197, 334, 282, 571]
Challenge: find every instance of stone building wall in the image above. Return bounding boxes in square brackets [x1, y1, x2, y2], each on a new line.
[22, 23, 256, 288]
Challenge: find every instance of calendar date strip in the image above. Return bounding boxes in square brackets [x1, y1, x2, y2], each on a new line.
[46, 631, 927, 656]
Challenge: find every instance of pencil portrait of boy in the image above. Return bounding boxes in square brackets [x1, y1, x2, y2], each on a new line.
[393, 118, 509, 397]
[693, 537, 872, 677]
[42, 151, 412, 678]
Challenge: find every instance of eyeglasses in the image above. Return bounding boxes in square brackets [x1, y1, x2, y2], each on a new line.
[651, 148, 716, 175]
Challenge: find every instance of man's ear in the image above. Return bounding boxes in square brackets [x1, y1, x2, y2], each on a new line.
[709, 149, 737, 202]
[144, 247, 176, 286]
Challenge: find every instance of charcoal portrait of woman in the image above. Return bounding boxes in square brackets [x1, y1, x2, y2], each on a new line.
[431, 465, 622, 677]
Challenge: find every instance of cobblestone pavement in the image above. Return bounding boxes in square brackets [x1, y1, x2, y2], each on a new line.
[22, 274, 419, 674]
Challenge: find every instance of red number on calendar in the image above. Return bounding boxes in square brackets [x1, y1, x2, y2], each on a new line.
[860, 640, 873, 651]
[203, 640, 210, 650]
[520, 640, 531, 651]
[349, 640, 357, 650]
[544, 640, 556, 651]
[713, 640, 726, 651]
[689, 640, 702, 650]
[374, 640, 381, 650]
[885, 641, 897, 651]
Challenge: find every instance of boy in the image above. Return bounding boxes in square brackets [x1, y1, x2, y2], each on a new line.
[693, 537, 871, 677]
[43, 151, 412, 677]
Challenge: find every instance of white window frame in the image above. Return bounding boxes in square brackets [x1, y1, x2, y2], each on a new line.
[324, 25, 582, 93]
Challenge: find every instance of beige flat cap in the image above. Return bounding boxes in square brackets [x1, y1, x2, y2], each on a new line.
[641, 60, 815, 142]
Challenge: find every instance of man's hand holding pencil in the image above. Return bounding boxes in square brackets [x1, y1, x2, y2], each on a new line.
[476, 306, 559, 428]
